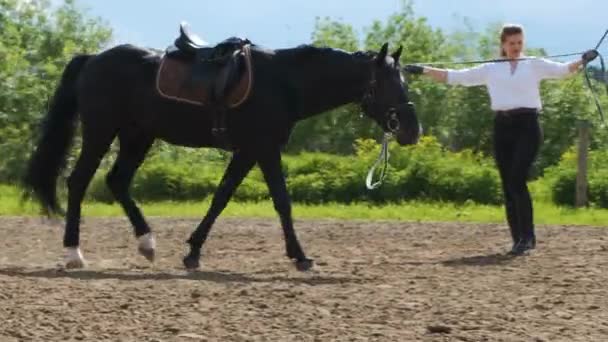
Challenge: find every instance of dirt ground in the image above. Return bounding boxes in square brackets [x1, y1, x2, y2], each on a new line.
[0, 217, 607, 342]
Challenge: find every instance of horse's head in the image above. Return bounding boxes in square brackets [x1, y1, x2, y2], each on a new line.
[361, 43, 421, 145]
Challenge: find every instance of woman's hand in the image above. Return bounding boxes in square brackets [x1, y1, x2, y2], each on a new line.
[404, 65, 448, 83]
[582, 49, 599, 64]
[403, 64, 425, 75]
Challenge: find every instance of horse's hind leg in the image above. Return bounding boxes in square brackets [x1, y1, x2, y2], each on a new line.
[106, 132, 155, 261]
[64, 125, 116, 269]
[258, 149, 313, 271]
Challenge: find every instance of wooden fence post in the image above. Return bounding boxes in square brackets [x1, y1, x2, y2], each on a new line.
[576, 120, 591, 207]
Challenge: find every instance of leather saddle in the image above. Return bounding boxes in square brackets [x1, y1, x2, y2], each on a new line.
[156, 22, 253, 110]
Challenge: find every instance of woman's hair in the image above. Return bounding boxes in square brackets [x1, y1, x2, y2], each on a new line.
[499, 24, 524, 57]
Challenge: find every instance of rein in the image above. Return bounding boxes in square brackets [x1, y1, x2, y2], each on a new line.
[365, 133, 392, 190]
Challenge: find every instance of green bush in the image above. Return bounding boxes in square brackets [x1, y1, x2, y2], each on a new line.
[589, 171, 608, 208]
[82, 136, 503, 205]
[550, 168, 577, 206]
[233, 178, 268, 201]
[545, 148, 608, 208]
[87, 157, 222, 203]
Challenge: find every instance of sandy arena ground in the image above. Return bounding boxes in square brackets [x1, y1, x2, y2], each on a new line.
[0, 217, 607, 341]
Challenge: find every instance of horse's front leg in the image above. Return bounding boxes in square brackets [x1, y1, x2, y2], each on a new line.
[183, 151, 255, 270]
[258, 149, 313, 271]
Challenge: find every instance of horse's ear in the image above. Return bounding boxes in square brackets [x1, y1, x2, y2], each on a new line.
[376, 43, 389, 65]
[391, 46, 403, 64]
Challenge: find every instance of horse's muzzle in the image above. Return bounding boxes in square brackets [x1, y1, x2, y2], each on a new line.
[394, 102, 420, 145]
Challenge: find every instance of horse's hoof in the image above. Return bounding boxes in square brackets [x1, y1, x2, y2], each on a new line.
[295, 258, 314, 272]
[64, 247, 86, 269]
[183, 254, 200, 270]
[138, 246, 156, 262]
[137, 233, 156, 262]
[65, 258, 86, 269]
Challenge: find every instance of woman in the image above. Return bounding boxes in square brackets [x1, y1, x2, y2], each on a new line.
[404, 24, 599, 255]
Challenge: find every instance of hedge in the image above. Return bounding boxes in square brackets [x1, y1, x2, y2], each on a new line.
[86, 136, 503, 205]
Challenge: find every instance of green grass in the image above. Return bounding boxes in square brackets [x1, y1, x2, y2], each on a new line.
[3, 184, 607, 226]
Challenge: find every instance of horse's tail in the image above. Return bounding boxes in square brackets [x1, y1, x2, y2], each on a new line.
[22, 54, 93, 216]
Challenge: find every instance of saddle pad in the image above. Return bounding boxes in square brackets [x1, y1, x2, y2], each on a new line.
[156, 45, 253, 108]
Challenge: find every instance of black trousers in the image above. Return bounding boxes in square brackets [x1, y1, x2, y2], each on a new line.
[493, 109, 541, 243]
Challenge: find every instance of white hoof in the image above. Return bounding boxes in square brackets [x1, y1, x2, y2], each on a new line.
[64, 247, 86, 269]
[138, 233, 156, 262]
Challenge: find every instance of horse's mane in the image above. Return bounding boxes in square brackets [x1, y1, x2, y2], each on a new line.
[272, 44, 376, 62]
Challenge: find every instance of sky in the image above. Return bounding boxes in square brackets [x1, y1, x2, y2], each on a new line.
[70, 0, 607, 60]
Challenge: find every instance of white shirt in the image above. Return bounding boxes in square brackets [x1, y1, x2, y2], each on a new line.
[446, 57, 571, 111]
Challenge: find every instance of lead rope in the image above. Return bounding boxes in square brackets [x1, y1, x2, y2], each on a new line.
[582, 29, 608, 124]
[366, 133, 392, 190]
[410, 52, 584, 66]
[583, 52, 606, 124]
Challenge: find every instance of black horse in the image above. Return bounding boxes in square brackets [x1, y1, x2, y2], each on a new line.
[23, 36, 420, 271]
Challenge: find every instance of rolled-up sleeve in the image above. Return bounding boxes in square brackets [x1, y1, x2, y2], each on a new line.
[533, 58, 570, 80]
[446, 64, 488, 86]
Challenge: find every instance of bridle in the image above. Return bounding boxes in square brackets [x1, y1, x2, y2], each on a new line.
[361, 63, 413, 190]
[361, 66, 407, 135]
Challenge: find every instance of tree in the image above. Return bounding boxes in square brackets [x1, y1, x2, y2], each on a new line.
[588, 65, 607, 84]
[0, 0, 112, 181]
[286, 16, 378, 154]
